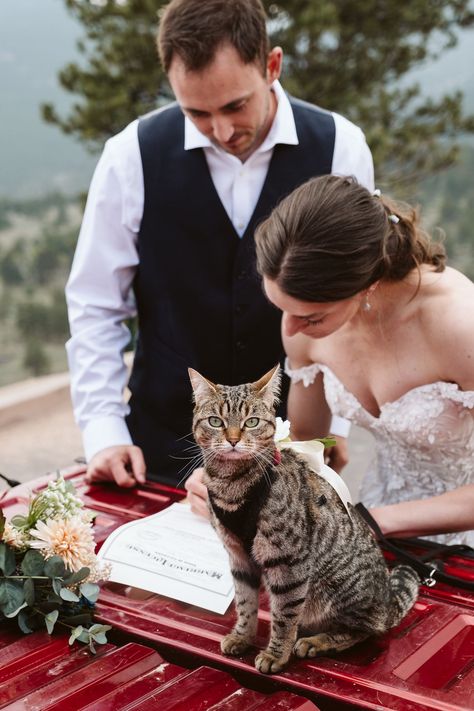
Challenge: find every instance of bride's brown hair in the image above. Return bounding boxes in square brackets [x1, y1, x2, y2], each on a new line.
[255, 175, 445, 302]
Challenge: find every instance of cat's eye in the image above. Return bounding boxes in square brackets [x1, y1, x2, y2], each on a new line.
[208, 416, 224, 427]
[244, 417, 260, 428]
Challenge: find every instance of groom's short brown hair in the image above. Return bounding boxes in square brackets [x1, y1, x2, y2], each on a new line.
[157, 0, 270, 74]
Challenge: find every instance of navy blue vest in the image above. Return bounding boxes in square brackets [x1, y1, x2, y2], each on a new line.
[128, 98, 335, 486]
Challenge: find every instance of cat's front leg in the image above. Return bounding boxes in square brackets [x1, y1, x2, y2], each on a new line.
[256, 571, 309, 674]
[221, 565, 261, 656]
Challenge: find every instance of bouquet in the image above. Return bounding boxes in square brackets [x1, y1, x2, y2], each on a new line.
[0, 475, 111, 652]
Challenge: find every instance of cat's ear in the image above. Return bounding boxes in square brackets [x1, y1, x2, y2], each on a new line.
[252, 364, 281, 408]
[188, 368, 218, 401]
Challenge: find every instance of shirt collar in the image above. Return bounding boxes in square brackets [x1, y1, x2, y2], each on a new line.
[183, 80, 299, 153]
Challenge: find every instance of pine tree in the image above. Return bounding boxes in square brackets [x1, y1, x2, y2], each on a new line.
[42, 0, 474, 188]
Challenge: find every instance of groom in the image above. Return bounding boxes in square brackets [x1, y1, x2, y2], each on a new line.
[65, 0, 374, 490]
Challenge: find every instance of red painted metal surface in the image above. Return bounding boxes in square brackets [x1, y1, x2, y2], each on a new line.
[0, 628, 318, 710]
[2, 470, 474, 710]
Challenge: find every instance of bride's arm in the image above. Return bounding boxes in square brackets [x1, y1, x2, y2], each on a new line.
[370, 484, 474, 538]
[283, 332, 332, 440]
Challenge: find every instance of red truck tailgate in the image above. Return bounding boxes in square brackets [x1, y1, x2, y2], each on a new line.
[2, 469, 474, 710]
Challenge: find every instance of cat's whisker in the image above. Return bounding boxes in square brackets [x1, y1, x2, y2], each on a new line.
[173, 452, 204, 484]
[169, 452, 201, 461]
[175, 430, 195, 442]
[181, 443, 202, 453]
[251, 453, 273, 487]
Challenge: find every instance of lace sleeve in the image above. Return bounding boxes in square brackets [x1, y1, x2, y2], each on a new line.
[284, 358, 321, 388]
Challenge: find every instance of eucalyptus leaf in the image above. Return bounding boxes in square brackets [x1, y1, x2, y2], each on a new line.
[90, 632, 108, 645]
[23, 578, 35, 606]
[88, 623, 112, 635]
[60, 588, 80, 603]
[45, 609, 59, 634]
[44, 556, 66, 578]
[62, 567, 90, 586]
[18, 609, 33, 634]
[0, 542, 16, 576]
[21, 549, 45, 576]
[77, 629, 90, 644]
[0, 580, 25, 616]
[68, 625, 84, 645]
[52, 578, 62, 597]
[0, 581, 8, 606]
[4, 601, 28, 618]
[79, 583, 99, 603]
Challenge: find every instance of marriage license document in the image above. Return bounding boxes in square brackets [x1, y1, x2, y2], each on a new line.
[97, 502, 234, 613]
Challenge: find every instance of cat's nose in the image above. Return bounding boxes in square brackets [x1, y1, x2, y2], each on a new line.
[226, 428, 241, 446]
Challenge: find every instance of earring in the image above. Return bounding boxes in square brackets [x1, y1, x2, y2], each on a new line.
[362, 293, 372, 312]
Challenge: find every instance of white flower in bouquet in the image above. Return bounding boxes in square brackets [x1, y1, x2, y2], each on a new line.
[2, 521, 29, 550]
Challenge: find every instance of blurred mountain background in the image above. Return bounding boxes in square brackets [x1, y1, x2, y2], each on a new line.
[1, 0, 473, 387]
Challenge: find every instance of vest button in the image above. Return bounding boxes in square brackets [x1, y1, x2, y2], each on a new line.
[235, 304, 244, 314]
[237, 270, 247, 280]
[236, 341, 246, 351]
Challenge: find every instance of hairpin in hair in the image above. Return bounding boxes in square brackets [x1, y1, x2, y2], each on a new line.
[388, 214, 400, 224]
[373, 188, 381, 197]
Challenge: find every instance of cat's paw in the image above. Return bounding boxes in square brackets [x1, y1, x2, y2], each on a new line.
[255, 650, 289, 674]
[294, 633, 333, 658]
[221, 633, 252, 656]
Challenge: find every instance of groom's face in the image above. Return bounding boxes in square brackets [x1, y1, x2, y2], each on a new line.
[168, 43, 282, 162]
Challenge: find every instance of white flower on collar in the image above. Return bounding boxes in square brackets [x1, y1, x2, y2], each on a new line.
[274, 417, 291, 442]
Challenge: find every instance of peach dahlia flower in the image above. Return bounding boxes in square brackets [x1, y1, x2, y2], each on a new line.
[29, 516, 96, 572]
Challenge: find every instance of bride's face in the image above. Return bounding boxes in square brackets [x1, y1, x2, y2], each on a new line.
[263, 277, 362, 339]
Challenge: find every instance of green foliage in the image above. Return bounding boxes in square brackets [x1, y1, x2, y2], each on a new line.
[17, 292, 69, 342]
[21, 550, 45, 576]
[0, 542, 16, 576]
[416, 143, 474, 278]
[0, 541, 110, 653]
[0, 243, 25, 286]
[41, 0, 474, 187]
[44, 556, 67, 579]
[22, 338, 51, 377]
[42, 0, 165, 150]
[269, 1, 474, 186]
[0, 194, 78, 384]
[0, 580, 25, 617]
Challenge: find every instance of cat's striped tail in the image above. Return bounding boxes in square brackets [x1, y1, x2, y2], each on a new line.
[388, 565, 420, 627]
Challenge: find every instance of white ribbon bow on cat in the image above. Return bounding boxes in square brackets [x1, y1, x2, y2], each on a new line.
[274, 418, 353, 516]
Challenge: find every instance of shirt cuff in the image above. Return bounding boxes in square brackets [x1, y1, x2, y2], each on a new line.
[329, 415, 351, 439]
[82, 415, 133, 462]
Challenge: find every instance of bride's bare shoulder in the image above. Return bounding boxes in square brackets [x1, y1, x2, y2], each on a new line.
[423, 266, 474, 388]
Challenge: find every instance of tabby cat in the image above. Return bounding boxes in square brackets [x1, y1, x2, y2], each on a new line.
[189, 365, 419, 674]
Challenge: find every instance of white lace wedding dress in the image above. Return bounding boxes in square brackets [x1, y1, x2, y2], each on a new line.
[285, 360, 474, 546]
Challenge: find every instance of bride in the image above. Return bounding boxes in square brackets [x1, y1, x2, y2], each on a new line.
[255, 174, 474, 545]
